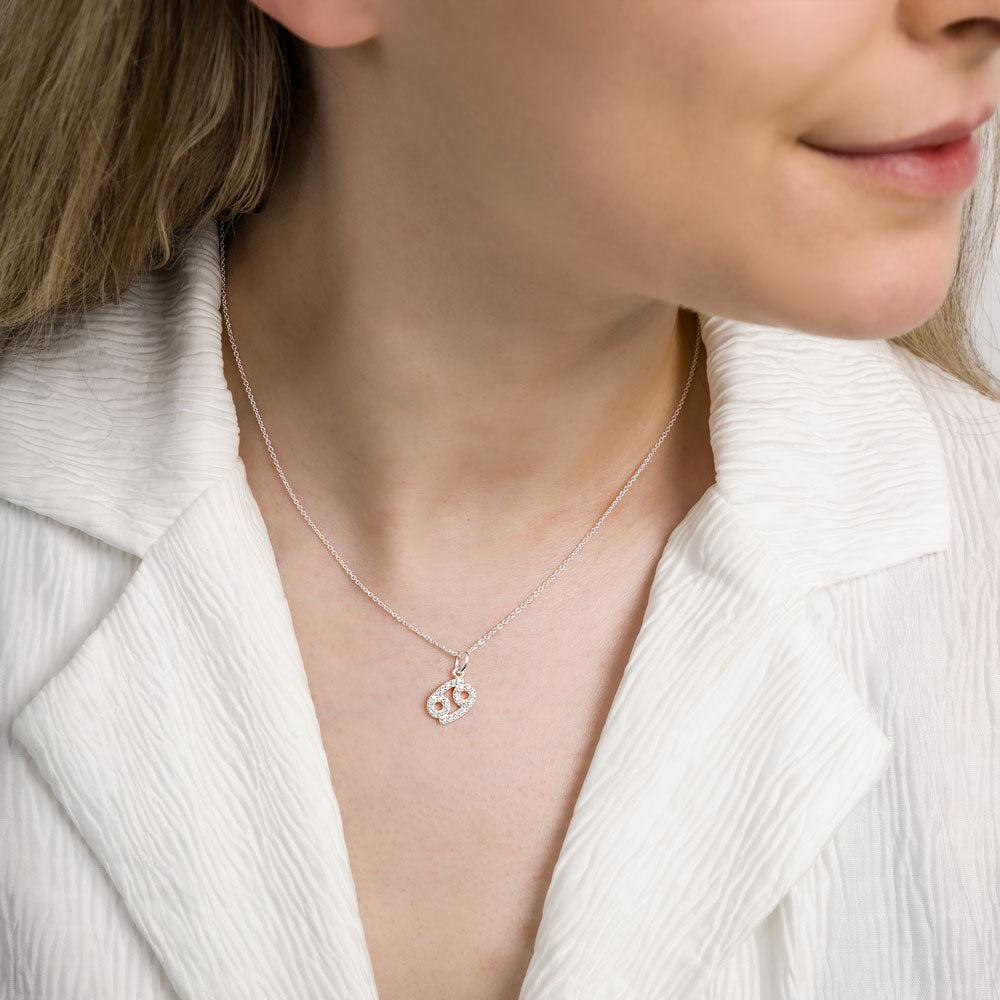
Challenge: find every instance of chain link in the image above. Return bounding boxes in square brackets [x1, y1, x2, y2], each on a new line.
[217, 223, 701, 663]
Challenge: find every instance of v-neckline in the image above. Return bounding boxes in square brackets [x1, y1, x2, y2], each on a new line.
[237, 446, 723, 999]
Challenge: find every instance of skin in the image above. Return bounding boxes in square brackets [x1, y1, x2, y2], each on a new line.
[224, 0, 1000, 595]
[217, 10, 1000, 995]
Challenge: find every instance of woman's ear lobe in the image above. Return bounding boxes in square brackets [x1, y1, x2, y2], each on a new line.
[247, 0, 381, 48]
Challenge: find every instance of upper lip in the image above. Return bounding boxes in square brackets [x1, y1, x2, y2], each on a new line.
[802, 104, 995, 155]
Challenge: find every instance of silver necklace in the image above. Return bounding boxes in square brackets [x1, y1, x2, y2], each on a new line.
[217, 224, 701, 726]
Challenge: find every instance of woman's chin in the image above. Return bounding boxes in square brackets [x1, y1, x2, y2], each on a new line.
[778, 270, 959, 341]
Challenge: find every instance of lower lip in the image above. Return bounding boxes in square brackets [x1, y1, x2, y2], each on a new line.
[803, 133, 981, 198]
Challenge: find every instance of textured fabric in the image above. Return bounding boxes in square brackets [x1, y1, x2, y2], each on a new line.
[1, 217, 998, 999]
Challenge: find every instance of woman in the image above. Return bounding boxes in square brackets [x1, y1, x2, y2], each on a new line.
[2, 1, 1000, 998]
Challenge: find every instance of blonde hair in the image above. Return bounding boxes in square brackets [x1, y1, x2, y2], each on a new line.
[2, 0, 1000, 403]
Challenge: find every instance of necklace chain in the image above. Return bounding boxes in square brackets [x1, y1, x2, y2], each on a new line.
[217, 223, 700, 668]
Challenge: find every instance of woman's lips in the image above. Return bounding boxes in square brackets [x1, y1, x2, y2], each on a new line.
[800, 132, 982, 198]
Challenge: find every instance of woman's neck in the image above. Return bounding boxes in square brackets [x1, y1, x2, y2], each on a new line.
[219, 67, 711, 578]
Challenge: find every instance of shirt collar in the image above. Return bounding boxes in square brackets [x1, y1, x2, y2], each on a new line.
[0, 217, 950, 587]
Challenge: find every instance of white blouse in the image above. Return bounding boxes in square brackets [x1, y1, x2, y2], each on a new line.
[1, 217, 998, 999]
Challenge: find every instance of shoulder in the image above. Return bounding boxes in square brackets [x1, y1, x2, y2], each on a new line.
[0, 220, 237, 557]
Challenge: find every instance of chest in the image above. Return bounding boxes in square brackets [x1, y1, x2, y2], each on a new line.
[277, 544, 665, 1000]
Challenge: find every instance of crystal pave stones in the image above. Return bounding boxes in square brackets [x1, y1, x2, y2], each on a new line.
[426, 652, 477, 725]
[426, 679, 476, 724]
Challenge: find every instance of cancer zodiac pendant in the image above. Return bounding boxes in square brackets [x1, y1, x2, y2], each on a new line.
[426, 652, 476, 725]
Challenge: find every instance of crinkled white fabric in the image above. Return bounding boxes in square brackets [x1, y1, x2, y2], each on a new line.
[1, 218, 998, 999]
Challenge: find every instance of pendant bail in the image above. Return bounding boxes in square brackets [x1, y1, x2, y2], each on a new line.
[452, 651, 470, 677]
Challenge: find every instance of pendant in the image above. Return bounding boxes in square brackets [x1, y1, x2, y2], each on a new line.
[426, 652, 476, 725]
